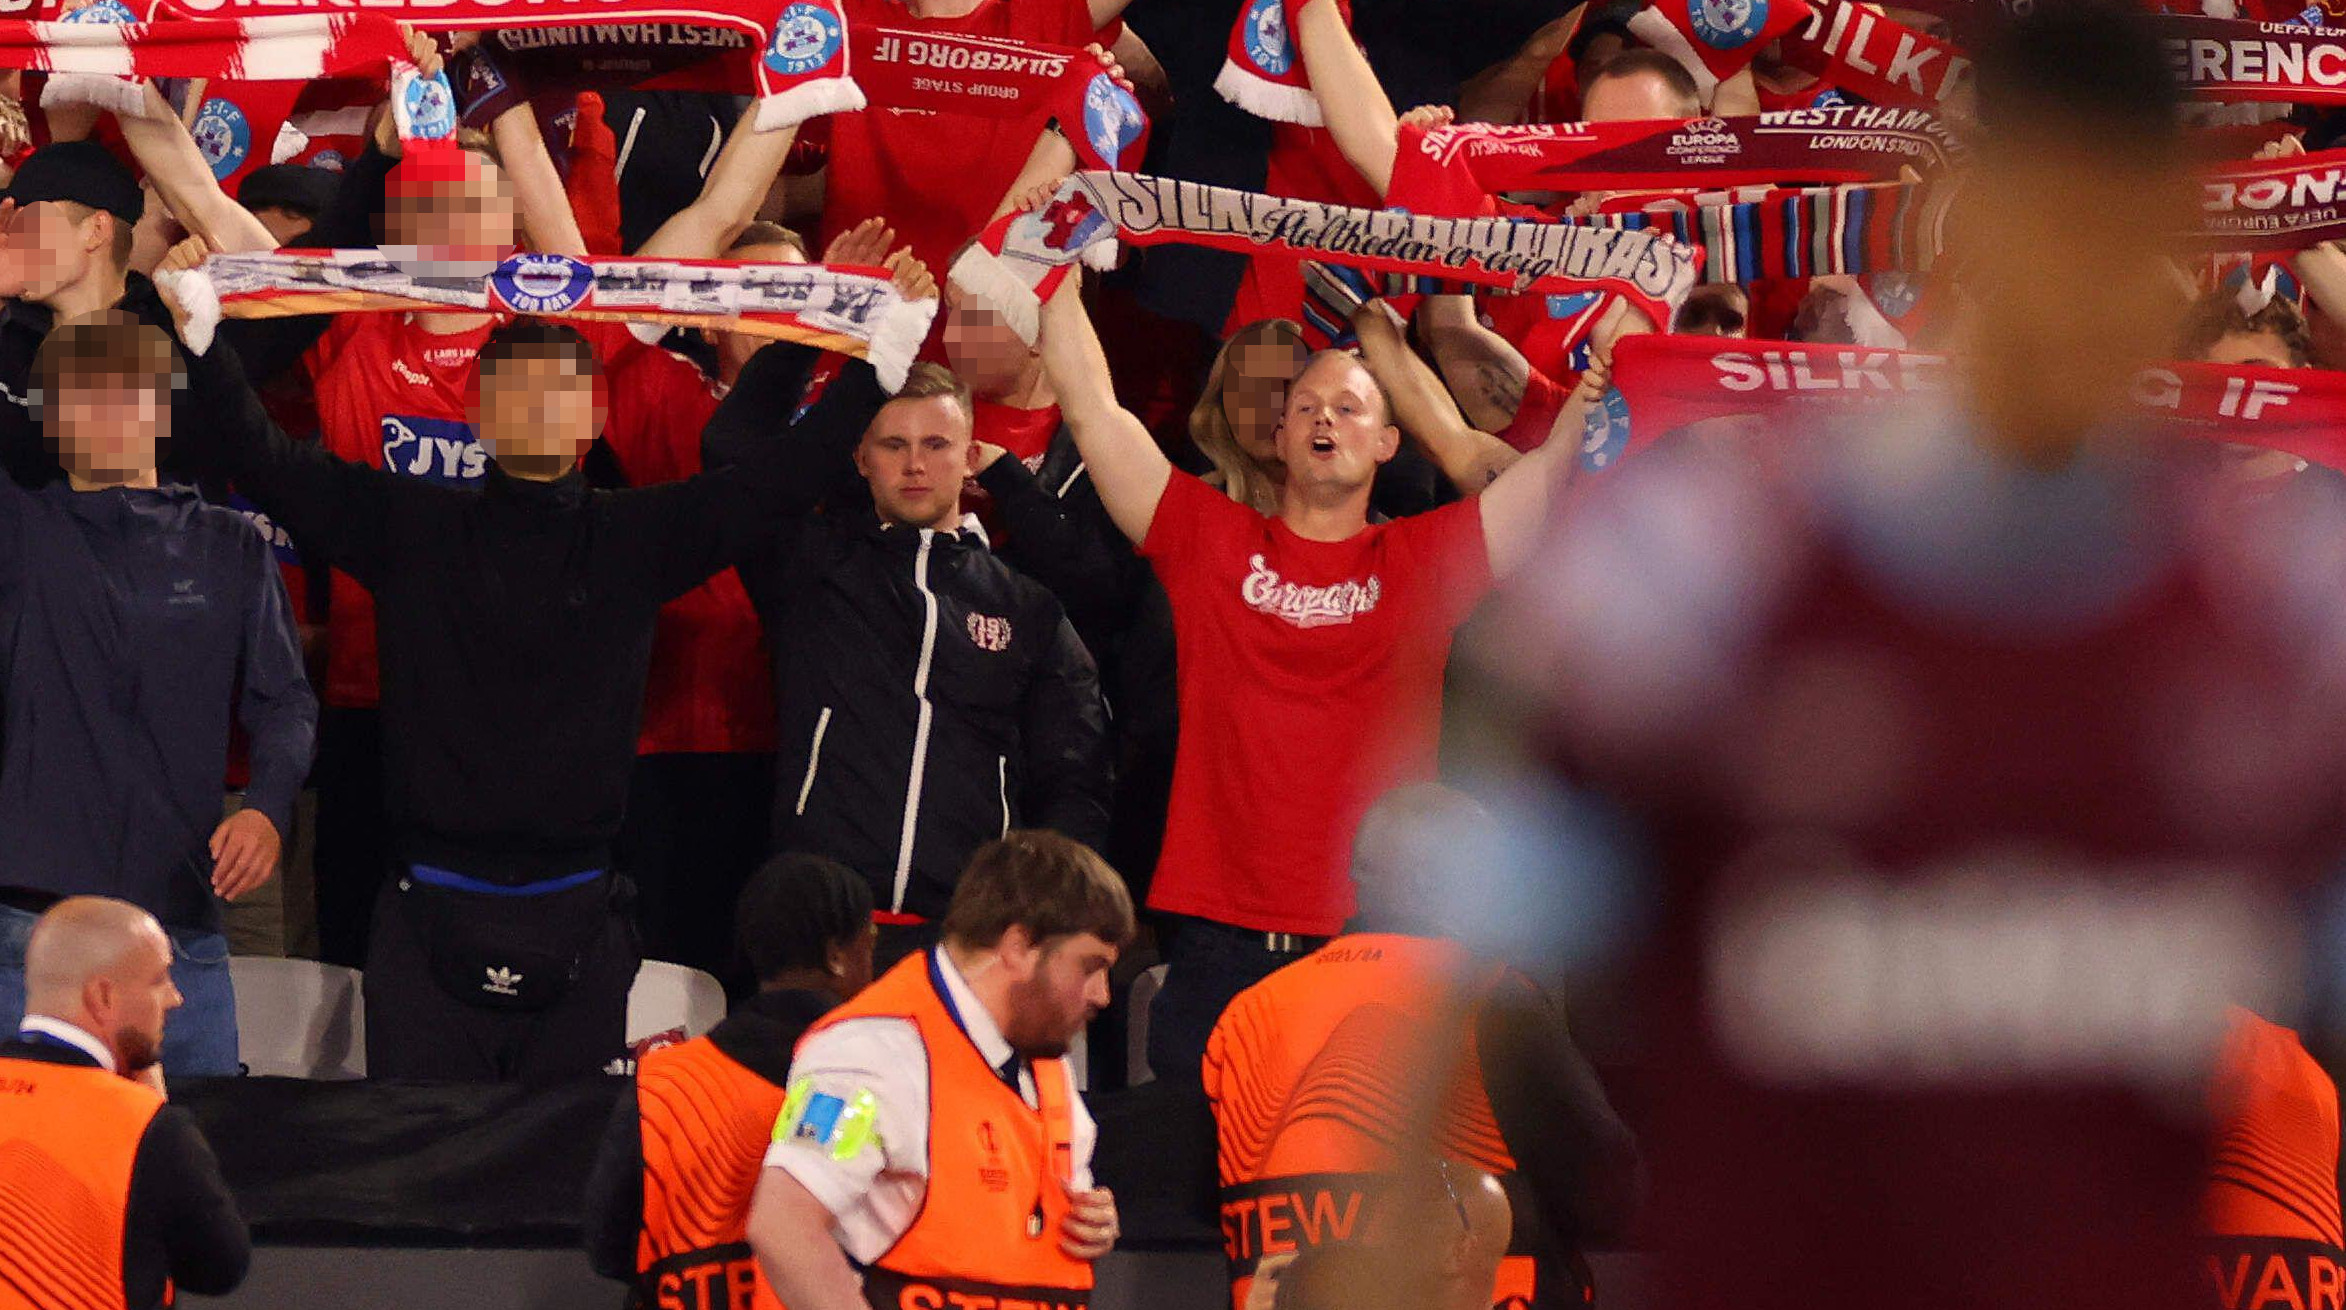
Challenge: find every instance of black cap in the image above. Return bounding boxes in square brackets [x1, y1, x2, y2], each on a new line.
[237, 164, 334, 219]
[5, 141, 142, 226]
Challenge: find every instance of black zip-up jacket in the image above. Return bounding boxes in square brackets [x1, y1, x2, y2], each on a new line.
[175, 337, 882, 883]
[705, 386, 1112, 921]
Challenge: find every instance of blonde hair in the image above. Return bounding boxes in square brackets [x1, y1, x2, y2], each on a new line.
[1189, 318, 1306, 517]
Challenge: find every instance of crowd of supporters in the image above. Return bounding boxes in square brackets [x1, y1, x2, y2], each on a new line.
[3, 0, 2346, 1306]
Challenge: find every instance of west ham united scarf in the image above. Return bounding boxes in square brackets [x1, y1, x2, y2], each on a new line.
[1627, 0, 1817, 99]
[2157, 13, 2346, 104]
[161, 249, 938, 391]
[951, 170, 1703, 344]
[1395, 108, 1959, 200]
[1577, 179, 1954, 283]
[1591, 333, 2346, 471]
[154, 0, 864, 129]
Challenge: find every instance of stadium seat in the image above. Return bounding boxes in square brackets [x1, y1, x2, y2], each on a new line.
[1127, 963, 1169, 1087]
[626, 960, 728, 1045]
[230, 956, 367, 1079]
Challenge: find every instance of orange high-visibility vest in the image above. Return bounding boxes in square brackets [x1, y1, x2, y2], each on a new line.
[635, 1036, 790, 1310]
[801, 951, 1092, 1310]
[2204, 1010, 2346, 1310]
[1203, 934, 1538, 1310]
[0, 1052, 167, 1310]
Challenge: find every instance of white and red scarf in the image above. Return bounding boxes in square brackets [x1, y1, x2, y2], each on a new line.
[161, 249, 937, 391]
[1215, 0, 1349, 126]
[849, 26, 1150, 169]
[1396, 108, 1960, 201]
[1778, 0, 1974, 108]
[1601, 333, 2346, 469]
[153, 0, 863, 129]
[2156, 12, 2346, 104]
[2197, 147, 2346, 251]
[951, 170, 1702, 344]
[1628, 0, 1817, 100]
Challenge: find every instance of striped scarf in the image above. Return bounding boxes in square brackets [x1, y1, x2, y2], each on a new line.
[161, 249, 936, 392]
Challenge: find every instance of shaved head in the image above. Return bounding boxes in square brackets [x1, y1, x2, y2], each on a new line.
[1351, 783, 1493, 938]
[24, 896, 178, 1072]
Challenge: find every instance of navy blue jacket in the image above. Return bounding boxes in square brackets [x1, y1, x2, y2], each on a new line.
[0, 479, 316, 931]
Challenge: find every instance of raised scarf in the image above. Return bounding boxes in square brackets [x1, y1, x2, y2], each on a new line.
[160, 249, 937, 391]
[155, 0, 862, 130]
[1396, 108, 1959, 199]
[950, 169, 1703, 345]
[1626, 0, 1818, 100]
[1215, 0, 1350, 127]
[1596, 333, 2346, 471]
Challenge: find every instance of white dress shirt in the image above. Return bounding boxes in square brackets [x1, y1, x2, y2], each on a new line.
[18, 1014, 117, 1071]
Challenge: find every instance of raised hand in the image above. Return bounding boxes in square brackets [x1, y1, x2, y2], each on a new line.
[885, 249, 938, 301]
[822, 217, 895, 268]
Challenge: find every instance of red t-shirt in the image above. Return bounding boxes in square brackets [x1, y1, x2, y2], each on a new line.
[306, 312, 640, 708]
[1140, 472, 1493, 935]
[821, 0, 1105, 281]
[599, 342, 778, 757]
[1226, 126, 1386, 335]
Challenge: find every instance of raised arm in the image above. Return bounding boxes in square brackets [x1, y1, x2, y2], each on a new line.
[634, 101, 801, 261]
[1475, 302, 1648, 577]
[113, 81, 276, 254]
[1037, 277, 1169, 544]
[489, 94, 590, 258]
[1353, 299, 1523, 492]
[1416, 294, 1532, 432]
[1293, 0, 1402, 198]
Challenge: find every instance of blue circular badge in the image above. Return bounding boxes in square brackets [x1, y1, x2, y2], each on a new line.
[1081, 74, 1144, 167]
[1242, 0, 1293, 76]
[309, 150, 347, 173]
[191, 98, 250, 181]
[766, 3, 845, 77]
[1866, 271, 1920, 320]
[1690, 0, 1770, 49]
[1579, 386, 1631, 473]
[491, 254, 595, 315]
[400, 73, 457, 142]
[62, 0, 138, 23]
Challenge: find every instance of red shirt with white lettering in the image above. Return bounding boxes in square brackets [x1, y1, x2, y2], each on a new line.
[822, 0, 1105, 282]
[1140, 471, 1492, 935]
[305, 313, 640, 709]
[599, 342, 778, 756]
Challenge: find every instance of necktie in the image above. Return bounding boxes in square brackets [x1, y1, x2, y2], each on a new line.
[996, 1053, 1025, 1093]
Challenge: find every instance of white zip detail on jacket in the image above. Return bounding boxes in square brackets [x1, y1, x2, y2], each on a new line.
[997, 756, 1011, 837]
[794, 706, 833, 817]
[892, 531, 940, 913]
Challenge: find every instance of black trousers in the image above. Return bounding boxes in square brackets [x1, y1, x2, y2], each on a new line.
[613, 751, 775, 995]
[311, 706, 388, 969]
[1146, 914, 1327, 1085]
[362, 874, 640, 1082]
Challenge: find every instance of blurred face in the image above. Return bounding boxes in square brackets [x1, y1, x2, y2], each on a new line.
[8, 200, 107, 302]
[88, 923, 179, 1073]
[2203, 329, 2299, 370]
[1277, 353, 1399, 493]
[389, 153, 518, 260]
[479, 352, 601, 477]
[1676, 284, 1751, 338]
[944, 281, 1039, 401]
[1952, 135, 2196, 463]
[1221, 335, 1309, 465]
[1581, 70, 1697, 123]
[857, 394, 976, 530]
[1001, 930, 1117, 1058]
[52, 380, 162, 484]
[714, 240, 807, 382]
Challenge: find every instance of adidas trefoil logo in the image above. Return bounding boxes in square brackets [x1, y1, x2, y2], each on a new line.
[483, 966, 523, 997]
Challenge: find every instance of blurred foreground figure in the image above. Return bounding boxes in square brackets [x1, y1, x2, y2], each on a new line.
[1478, 6, 2346, 1309]
[2203, 1010, 2343, 1310]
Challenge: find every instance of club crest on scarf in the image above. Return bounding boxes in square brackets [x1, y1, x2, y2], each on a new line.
[767, 1, 844, 77]
[1241, 0, 1293, 75]
[399, 71, 456, 140]
[60, 0, 137, 22]
[192, 96, 250, 180]
[1581, 387, 1632, 472]
[1082, 74, 1144, 170]
[492, 253, 596, 314]
[1693, 0, 1771, 48]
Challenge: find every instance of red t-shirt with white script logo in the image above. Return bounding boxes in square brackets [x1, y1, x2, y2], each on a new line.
[1141, 471, 1492, 935]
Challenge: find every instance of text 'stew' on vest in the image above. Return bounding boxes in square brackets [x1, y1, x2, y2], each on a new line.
[806, 952, 1093, 1310]
[0, 1054, 166, 1310]
[635, 1036, 794, 1310]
